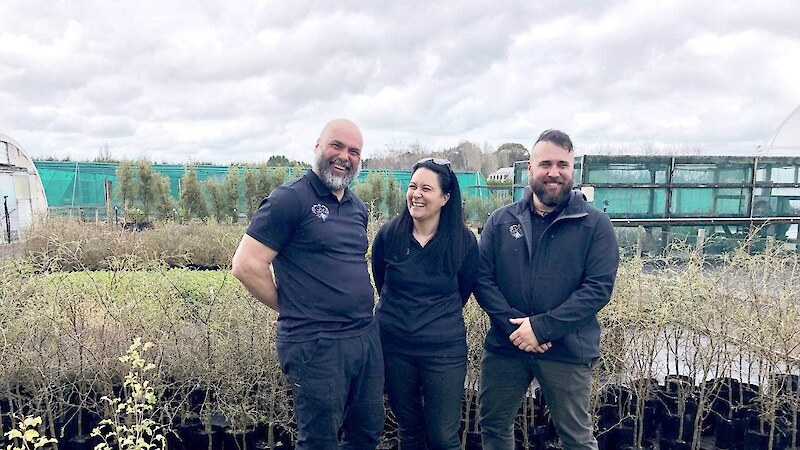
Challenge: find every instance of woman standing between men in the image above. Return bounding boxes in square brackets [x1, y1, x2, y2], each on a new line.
[371, 158, 479, 450]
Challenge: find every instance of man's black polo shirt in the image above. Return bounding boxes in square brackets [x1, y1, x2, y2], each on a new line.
[246, 169, 375, 343]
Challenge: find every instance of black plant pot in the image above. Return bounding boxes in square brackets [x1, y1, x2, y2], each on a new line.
[729, 416, 752, 450]
[667, 439, 691, 450]
[596, 430, 615, 450]
[743, 429, 769, 450]
[58, 437, 95, 450]
[253, 424, 293, 449]
[737, 383, 760, 407]
[715, 416, 736, 449]
[656, 393, 679, 416]
[532, 386, 547, 407]
[223, 430, 258, 450]
[166, 425, 196, 450]
[661, 413, 694, 444]
[665, 374, 696, 395]
[631, 378, 659, 394]
[640, 403, 659, 441]
[597, 404, 619, 431]
[615, 424, 635, 448]
[639, 440, 655, 450]
[709, 377, 740, 417]
[53, 405, 99, 441]
[601, 384, 633, 408]
[463, 431, 481, 450]
[463, 390, 480, 425]
[0, 398, 12, 432]
[168, 423, 222, 450]
[772, 428, 795, 450]
[528, 423, 554, 449]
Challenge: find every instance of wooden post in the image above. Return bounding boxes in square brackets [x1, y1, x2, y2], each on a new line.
[104, 180, 113, 226]
[637, 225, 645, 258]
[696, 228, 706, 253]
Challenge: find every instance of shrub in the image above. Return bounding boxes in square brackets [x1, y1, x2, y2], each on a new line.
[22, 218, 242, 271]
[5, 221, 800, 450]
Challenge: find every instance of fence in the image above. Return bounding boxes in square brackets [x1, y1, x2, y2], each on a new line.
[33, 161, 489, 211]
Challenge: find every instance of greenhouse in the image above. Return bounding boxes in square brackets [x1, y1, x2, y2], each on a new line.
[0, 133, 48, 243]
[513, 155, 800, 253]
[758, 103, 800, 157]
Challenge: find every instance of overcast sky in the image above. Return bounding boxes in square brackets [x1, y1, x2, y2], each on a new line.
[2, 1, 799, 164]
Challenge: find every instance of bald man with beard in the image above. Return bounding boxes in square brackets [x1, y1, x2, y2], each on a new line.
[233, 119, 384, 450]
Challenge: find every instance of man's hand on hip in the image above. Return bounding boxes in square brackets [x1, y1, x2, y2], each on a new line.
[509, 317, 552, 353]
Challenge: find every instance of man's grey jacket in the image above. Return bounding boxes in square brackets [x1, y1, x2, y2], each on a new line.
[474, 188, 620, 364]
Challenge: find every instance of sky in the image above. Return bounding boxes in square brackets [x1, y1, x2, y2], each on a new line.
[2, 1, 800, 164]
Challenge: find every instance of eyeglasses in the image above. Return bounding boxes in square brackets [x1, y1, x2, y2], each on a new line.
[416, 157, 451, 167]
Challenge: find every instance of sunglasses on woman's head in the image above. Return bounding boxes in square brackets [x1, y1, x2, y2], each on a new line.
[416, 157, 451, 167]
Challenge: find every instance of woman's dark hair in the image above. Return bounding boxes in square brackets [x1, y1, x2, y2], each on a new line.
[381, 158, 468, 273]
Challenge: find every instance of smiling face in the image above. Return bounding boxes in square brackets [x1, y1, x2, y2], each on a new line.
[528, 140, 574, 212]
[407, 167, 450, 224]
[313, 119, 363, 194]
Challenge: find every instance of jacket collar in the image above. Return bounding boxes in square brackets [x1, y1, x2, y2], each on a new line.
[511, 187, 589, 257]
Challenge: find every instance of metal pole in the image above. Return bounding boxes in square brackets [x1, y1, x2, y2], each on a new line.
[71, 162, 79, 209]
[3, 196, 10, 243]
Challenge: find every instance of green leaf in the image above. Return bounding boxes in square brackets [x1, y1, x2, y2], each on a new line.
[23, 429, 41, 441]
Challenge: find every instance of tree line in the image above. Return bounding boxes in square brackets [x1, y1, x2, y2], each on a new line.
[115, 160, 512, 227]
[114, 161, 299, 223]
[362, 141, 529, 178]
[91, 139, 530, 178]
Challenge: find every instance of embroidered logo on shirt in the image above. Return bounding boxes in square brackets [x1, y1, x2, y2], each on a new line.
[311, 204, 329, 221]
[509, 224, 524, 239]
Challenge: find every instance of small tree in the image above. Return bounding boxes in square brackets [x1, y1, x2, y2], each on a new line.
[178, 165, 208, 219]
[116, 161, 136, 208]
[116, 160, 173, 221]
[224, 166, 240, 220]
[206, 179, 227, 221]
[266, 155, 290, 166]
[243, 165, 287, 218]
[135, 160, 158, 217]
[206, 168, 239, 222]
[465, 193, 510, 228]
[243, 165, 263, 218]
[150, 176, 175, 220]
[495, 143, 529, 167]
[385, 175, 404, 217]
[267, 167, 287, 199]
[92, 338, 166, 450]
[353, 172, 386, 216]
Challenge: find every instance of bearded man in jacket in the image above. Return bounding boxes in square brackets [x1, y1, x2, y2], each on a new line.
[475, 129, 619, 450]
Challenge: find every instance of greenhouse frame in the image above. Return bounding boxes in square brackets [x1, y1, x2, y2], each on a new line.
[513, 155, 800, 253]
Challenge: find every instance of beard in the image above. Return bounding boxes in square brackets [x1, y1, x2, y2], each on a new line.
[531, 177, 573, 207]
[314, 152, 360, 191]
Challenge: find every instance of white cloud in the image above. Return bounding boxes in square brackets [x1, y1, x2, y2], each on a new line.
[1, 0, 799, 164]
